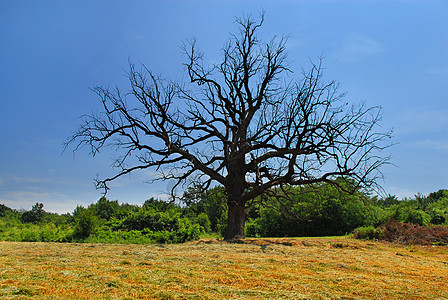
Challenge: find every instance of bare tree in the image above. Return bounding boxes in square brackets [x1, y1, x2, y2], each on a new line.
[67, 13, 392, 239]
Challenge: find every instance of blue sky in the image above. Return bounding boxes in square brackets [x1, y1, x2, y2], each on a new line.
[1, 1, 447, 213]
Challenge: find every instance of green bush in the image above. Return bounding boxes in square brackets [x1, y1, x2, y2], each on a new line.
[195, 213, 211, 233]
[73, 209, 98, 239]
[85, 218, 201, 244]
[14, 223, 73, 242]
[85, 229, 155, 244]
[430, 210, 446, 225]
[353, 226, 383, 240]
[245, 218, 262, 238]
[119, 208, 180, 232]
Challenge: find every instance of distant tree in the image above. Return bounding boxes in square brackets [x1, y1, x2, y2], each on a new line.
[92, 196, 120, 221]
[182, 186, 228, 233]
[383, 194, 400, 207]
[0, 204, 12, 218]
[21, 202, 45, 224]
[143, 197, 178, 212]
[73, 209, 98, 239]
[67, 13, 392, 239]
[427, 189, 448, 203]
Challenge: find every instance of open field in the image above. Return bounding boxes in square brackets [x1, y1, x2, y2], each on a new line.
[0, 237, 447, 299]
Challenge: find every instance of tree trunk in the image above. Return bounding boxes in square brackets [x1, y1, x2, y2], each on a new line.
[224, 200, 247, 240]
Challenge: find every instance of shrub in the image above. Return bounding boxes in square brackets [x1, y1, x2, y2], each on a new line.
[353, 226, 375, 240]
[85, 229, 155, 244]
[245, 218, 262, 238]
[430, 211, 446, 225]
[353, 225, 384, 240]
[90, 208, 201, 244]
[195, 213, 211, 233]
[170, 218, 202, 243]
[120, 209, 180, 232]
[73, 210, 98, 239]
[405, 209, 431, 226]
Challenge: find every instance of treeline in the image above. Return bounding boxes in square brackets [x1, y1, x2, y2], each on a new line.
[183, 183, 448, 238]
[0, 198, 204, 244]
[0, 183, 447, 244]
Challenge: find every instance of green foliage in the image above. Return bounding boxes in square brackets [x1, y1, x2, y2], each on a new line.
[84, 229, 155, 244]
[353, 189, 448, 244]
[21, 203, 46, 224]
[244, 182, 378, 237]
[1, 188, 446, 244]
[427, 195, 448, 225]
[92, 197, 120, 220]
[390, 191, 447, 226]
[245, 218, 262, 238]
[0, 204, 12, 217]
[404, 209, 431, 226]
[353, 226, 384, 240]
[73, 208, 99, 239]
[119, 208, 181, 232]
[0, 218, 73, 242]
[182, 186, 228, 233]
[143, 197, 177, 212]
[195, 212, 211, 233]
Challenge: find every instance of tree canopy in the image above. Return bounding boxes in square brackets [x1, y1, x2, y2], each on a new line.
[67, 13, 392, 239]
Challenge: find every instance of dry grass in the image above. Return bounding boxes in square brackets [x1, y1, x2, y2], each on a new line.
[0, 237, 447, 299]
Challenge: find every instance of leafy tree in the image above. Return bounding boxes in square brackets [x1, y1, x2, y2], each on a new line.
[195, 212, 212, 233]
[92, 196, 120, 221]
[248, 182, 377, 237]
[182, 186, 228, 233]
[66, 13, 392, 239]
[0, 204, 12, 218]
[426, 193, 448, 225]
[21, 203, 45, 224]
[143, 197, 178, 212]
[73, 209, 98, 239]
[375, 194, 400, 207]
[427, 189, 448, 204]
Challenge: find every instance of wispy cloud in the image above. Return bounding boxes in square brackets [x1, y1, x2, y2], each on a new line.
[126, 31, 145, 41]
[0, 175, 46, 187]
[426, 67, 448, 75]
[385, 186, 421, 200]
[395, 109, 448, 135]
[414, 139, 448, 153]
[393, 108, 448, 154]
[9, 175, 46, 184]
[0, 191, 61, 209]
[0, 189, 94, 213]
[335, 33, 384, 63]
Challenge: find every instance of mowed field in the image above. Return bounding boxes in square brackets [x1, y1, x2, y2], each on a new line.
[0, 237, 447, 299]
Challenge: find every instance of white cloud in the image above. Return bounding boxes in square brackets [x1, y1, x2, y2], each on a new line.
[0, 190, 92, 214]
[0, 191, 56, 209]
[335, 33, 384, 63]
[9, 175, 45, 184]
[384, 186, 419, 200]
[126, 31, 145, 41]
[426, 67, 448, 75]
[395, 109, 448, 135]
[414, 139, 448, 153]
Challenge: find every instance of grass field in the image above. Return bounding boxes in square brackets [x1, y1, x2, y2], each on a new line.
[0, 237, 447, 299]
